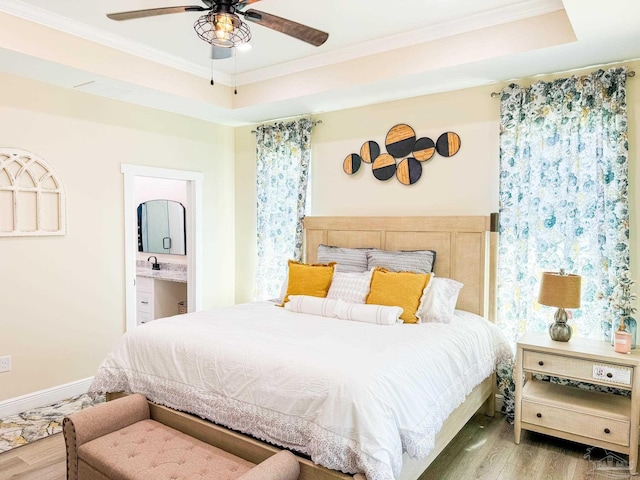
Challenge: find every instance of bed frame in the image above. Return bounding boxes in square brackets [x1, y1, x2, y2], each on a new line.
[109, 214, 499, 480]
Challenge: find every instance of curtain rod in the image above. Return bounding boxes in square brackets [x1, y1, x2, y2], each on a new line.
[251, 119, 322, 134]
[490, 70, 636, 98]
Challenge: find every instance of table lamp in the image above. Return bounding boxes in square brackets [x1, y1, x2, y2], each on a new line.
[538, 269, 582, 342]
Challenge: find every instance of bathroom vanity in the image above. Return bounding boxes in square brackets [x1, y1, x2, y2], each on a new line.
[136, 267, 187, 325]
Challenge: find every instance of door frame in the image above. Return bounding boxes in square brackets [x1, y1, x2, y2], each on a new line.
[122, 164, 203, 332]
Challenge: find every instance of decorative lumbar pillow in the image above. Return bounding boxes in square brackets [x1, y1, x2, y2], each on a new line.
[280, 260, 336, 305]
[326, 270, 373, 304]
[285, 295, 401, 326]
[417, 277, 464, 324]
[334, 299, 402, 326]
[366, 249, 436, 274]
[317, 244, 370, 273]
[366, 268, 432, 323]
[285, 295, 339, 317]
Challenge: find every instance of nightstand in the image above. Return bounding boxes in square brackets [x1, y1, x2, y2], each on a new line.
[514, 332, 640, 474]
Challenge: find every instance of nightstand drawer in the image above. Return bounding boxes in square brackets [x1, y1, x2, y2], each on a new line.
[523, 351, 633, 388]
[522, 399, 630, 447]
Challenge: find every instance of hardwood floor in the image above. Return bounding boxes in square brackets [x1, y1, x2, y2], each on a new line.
[420, 414, 630, 480]
[0, 434, 65, 480]
[0, 413, 629, 480]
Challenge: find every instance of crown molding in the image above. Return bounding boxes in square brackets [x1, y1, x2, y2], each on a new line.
[236, 0, 564, 85]
[0, 0, 562, 88]
[0, 0, 234, 85]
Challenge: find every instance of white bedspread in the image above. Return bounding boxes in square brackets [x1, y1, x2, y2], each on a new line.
[90, 302, 511, 480]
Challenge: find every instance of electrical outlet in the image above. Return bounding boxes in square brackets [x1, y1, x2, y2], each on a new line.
[0, 355, 11, 373]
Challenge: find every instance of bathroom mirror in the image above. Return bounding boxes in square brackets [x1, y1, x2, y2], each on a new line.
[137, 200, 186, 255]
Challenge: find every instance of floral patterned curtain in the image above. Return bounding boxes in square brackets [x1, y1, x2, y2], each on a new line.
[497, 67, 629, 419]
[255, 118, 313, 300]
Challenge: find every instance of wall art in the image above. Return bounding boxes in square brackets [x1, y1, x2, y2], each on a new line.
[343, 153, 362, 175]
[0, 147, 66, 236]
[341, 124, 461, 186]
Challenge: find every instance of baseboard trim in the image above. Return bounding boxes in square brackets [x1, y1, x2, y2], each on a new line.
[0, 377, 94, 418]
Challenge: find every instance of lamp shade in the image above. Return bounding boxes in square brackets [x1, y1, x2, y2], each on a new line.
[538, 271, 581, 309]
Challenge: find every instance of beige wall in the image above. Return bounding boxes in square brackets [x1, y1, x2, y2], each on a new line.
[0, 73, 236, 400]
[235, 60, 639, 304]
[2, 57, 637, 401]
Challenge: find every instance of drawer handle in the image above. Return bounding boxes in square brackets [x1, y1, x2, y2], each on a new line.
[538, 361, 544, 366]
[536, 413, 542, 418]
[141, 301, 149, 305]
[604, 428, 611, 434]
[607, 372, 613, 378]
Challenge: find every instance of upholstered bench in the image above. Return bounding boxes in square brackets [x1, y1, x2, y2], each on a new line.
[63, 394, 300, 480]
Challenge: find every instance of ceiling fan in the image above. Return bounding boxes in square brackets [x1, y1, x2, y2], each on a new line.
[107, 0, 329, 54]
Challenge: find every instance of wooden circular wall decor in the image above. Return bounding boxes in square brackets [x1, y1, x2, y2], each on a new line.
[396, 158, 422, 185]
[436, 132, 461, 157]
[343, 126, 461, 186]
[413, 137, 435, 162]
[343, 154, 362, 175]
[360, 141, 380, 163]
[372, 153, 397, 181]
[385, 124, 416, 158]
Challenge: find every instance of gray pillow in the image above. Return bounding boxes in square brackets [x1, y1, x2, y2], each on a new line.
[317, 244, 370, 272]
[366, 249, 436, 273]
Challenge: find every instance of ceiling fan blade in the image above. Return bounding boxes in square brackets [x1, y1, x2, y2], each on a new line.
[107, 6, 207, 21]
[236, 0, 262, 9]
[242, 9, 328, 47]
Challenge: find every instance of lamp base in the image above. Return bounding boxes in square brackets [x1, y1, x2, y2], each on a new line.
[549, 321, 572, 342]
[549, 308, 572, 342]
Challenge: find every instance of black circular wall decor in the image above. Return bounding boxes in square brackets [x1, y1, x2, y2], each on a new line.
[360, 141, 380, 164]
[413, 137, 436, 162]
[396, 158, 422, 185]
[436, 132, 461, 157]
[343, 154, 362, 175]
[385, 124, 416, 158]
[372, 153, 396, 181]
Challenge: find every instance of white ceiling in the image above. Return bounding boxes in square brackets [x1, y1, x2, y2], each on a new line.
[0, 0, 639, 126]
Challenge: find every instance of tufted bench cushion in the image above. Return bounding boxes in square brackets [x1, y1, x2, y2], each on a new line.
[63, 394, 300, 480]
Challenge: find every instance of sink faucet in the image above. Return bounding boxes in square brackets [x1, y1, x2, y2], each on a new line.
[147, 256, 160, 270]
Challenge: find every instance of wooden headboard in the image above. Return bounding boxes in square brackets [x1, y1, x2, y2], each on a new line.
[304, 215, 498, 322]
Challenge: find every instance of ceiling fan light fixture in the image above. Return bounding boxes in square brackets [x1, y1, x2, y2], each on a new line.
[194, 12, 251, 48]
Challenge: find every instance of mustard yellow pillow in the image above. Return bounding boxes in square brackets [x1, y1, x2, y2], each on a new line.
[366, 268, 432, 323]
[281, 260, 336, 306]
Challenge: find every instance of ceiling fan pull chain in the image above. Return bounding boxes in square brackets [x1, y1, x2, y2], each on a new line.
[234, 47, 238, 95]
[210, 58, 215, 86]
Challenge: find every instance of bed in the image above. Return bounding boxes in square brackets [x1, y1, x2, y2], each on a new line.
[90, 215, 510, 480]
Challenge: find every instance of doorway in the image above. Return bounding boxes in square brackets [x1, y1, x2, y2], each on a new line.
[121, 164, 203, 332]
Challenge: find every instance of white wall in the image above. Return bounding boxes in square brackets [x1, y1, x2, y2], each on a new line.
[0, 73, 236, 401]
[135, 177, 187, 206]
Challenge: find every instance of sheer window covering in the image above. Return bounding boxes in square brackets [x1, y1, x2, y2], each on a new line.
[496, 67, 630, 419]
[255, 118, 313, 300]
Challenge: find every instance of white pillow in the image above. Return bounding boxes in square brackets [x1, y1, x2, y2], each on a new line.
[417, 277, 463, 324]
[326, 270, 372, 304]
[334, 299, 402, 325]
[285, 295, 338, 317]
[285, 295, 401, 325]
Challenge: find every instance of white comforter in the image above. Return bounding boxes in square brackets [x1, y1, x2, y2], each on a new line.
[90, 302, 511, 480]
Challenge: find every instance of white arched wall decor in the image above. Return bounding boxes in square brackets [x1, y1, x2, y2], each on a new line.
[0, 147, 66, 236]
